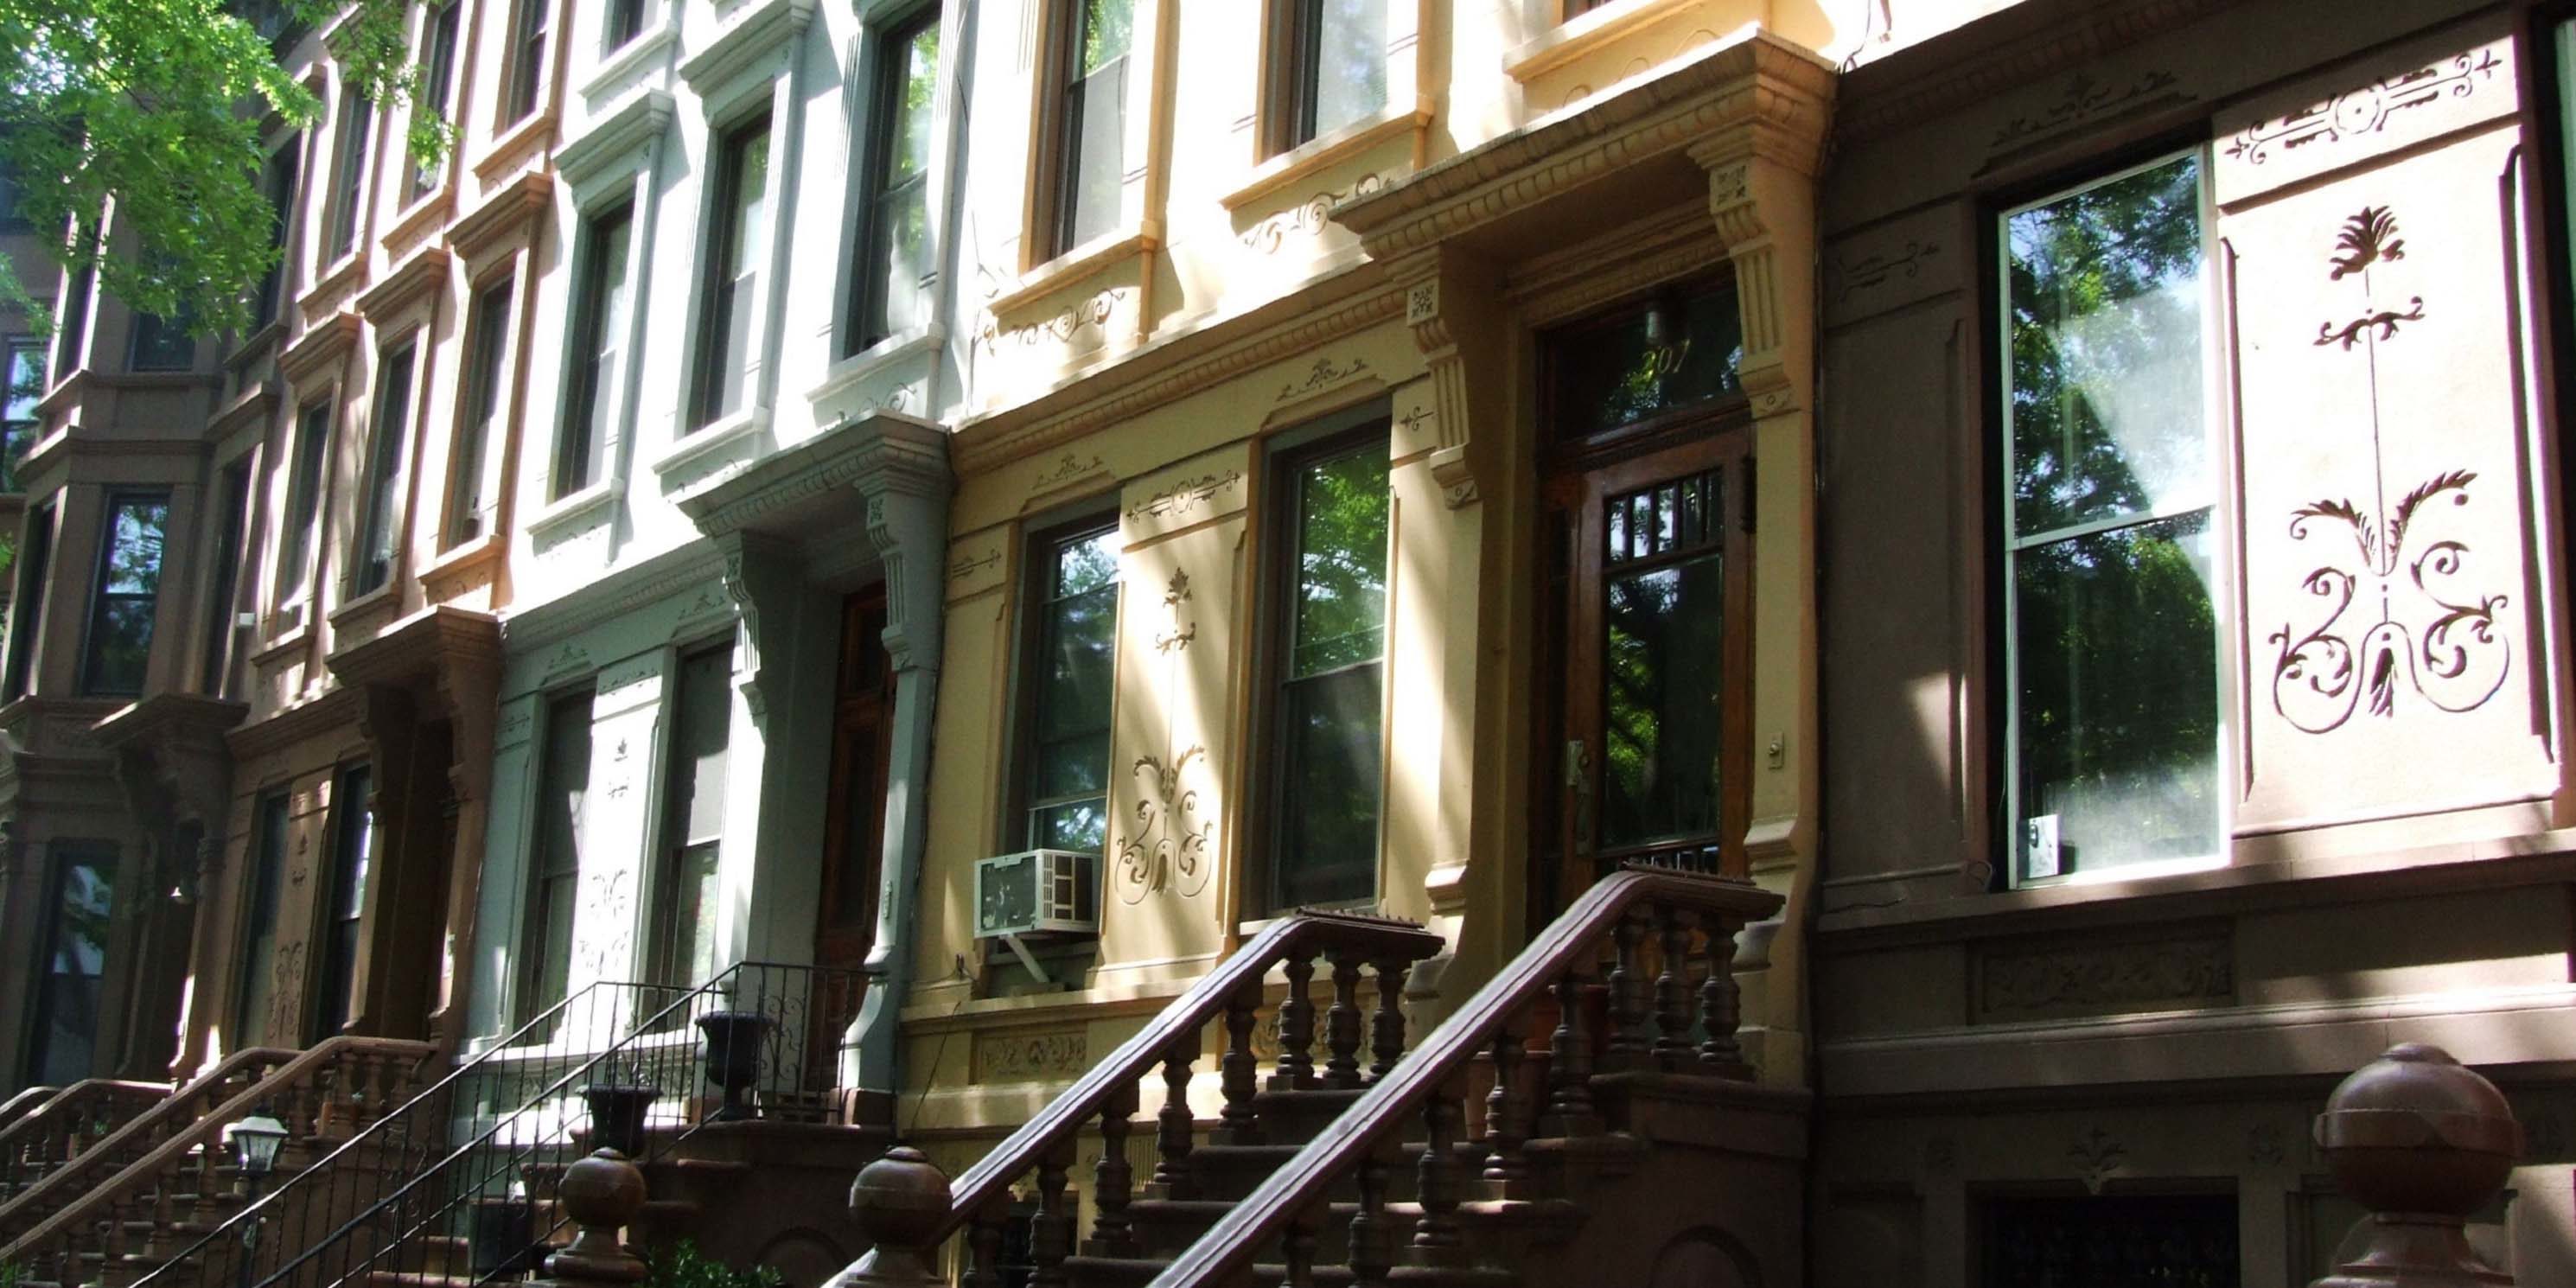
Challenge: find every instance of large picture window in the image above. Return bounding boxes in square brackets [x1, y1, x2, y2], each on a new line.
[80, 493, 169, 696]
[1262, 424, 1391, 910]
[352, 340, 416, 596]
[1018, 520, 1119, 853]
[1269, 0, 1385, 154]
[519, 688, 594, 1026]
[849, 10, 940, 352]
[557, 204, 632, 499]
[1999, 152, 2220, 885]
[692, 115, 773, 429]
[1045, 0, 1130, 258]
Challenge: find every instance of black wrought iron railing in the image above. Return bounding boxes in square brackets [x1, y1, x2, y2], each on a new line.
[136, 960, 867, 1288]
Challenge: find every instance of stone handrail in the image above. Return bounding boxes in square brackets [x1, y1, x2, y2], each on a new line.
[1151, 865, 1783, 1288]
[0, 1049, 299, 1237]
[0, 1080, 169, 1200]
[4, 1036, 434, 1278]
[837, 910, 1446, 1285]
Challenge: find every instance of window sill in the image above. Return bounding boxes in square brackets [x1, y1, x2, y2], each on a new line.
[650, 405, 769, 480]
[249, 609, 311, 666]
[991, 225, 1160, 317]
[807, 323, 944, 404]
[379, 183, 456, 254]
[328, 577, 402, 629]
[221, 321, 286, 376]
[1507, 0, 1710, 85]
[527, 476, 618, 540]
[472, 108, 559, 184]
[580, 22, 679, 102]
[1221, 101, 1430, 213]
[296, 250, 369, 316]
[422, 532, 503, 596]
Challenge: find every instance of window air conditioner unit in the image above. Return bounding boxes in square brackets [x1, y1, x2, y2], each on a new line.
[974, 849, 1098, 984]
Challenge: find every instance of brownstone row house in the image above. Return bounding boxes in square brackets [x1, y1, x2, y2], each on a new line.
[0, 0, 2567, 1285]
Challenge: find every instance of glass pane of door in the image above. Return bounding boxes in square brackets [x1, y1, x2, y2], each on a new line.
[1598, 469, 1727, 854]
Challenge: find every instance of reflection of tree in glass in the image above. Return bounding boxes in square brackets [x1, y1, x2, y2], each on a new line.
[1601, 558, 1724, 846]
[1291, 451, 1388, 676]
[105, 503, 167, 595]
[55, 863, 113, 973]
[1081, 0, 1132, 73]
[1273, 446, 1390, 907]
[2007, 156, 2203, 537]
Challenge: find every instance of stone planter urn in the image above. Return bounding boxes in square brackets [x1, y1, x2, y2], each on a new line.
[696, 1011, 772, 1123]
[579, 1084, 659, 1157]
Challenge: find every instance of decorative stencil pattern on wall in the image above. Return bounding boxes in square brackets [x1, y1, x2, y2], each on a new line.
[2269, 205, 2509, 734]
[1115, 569, 1215, 904]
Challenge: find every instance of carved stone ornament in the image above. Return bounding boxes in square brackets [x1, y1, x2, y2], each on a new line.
[1989, 69, 2186, 153]
[1128, 471, 1242, 522]
[973, 1028, 1090, 1082]
[1242, 174, 1390, 254]
[2270, 206, 2509, 734]
[1114, 570, 1215, 905]
[2225, 51, 2501, 168]
[1977, 936, 2233, 1019]
[2068, 1126, 2126, 1196]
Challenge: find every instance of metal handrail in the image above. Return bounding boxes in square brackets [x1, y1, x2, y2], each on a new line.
[1149, 867, 1782, 1287]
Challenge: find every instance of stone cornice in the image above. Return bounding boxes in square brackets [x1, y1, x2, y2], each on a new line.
[949, 260, 1400, 477]
[448, 168, 557, 264]
[226, 684, 364, 760]
[208, 381, 282, 443]
[678, 0, 818, 94]
[277, 310, 363, 389]
[354, 244, 454, 325]
[326, 604, 503, 690]
[499, 540, 730, 653]
[89, 692, 247, 747]
[1833, 0, 2231, 144]
[679, 411, 952, 539]
[556, 90, 674, 192]
[1330, 30, 1834, 261]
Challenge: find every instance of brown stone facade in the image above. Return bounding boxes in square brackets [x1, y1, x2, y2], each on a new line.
[1811, 0, 2576, 1282]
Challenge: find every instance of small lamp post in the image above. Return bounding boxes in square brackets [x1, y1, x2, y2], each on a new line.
[224, 1106, 290, 1288]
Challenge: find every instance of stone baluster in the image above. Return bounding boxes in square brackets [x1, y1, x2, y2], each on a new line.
[1151, 1041, 1196, 1199]
[1482, 1027, 1531, 1192]
[2308, 1043, 2523, 1288]
[1411, 1082, 1467, 1266]
[1027, 1140, 1074, 1288]
[1652, 904, 1696, 1071]
[529, 1149, 647, 1288]
[1540, 968, 1601, 1135]
[1348, 1148, 1393, 1288]
[1698, 915, 1749, 1078]
[1323, 953, 1365, 1088]
[1271, 951, 1318, 1091]
[1606, 908, 1655, 1070]
[1216, 989, 1262, 1145]
[1084, 1085, 1138, 1257]
[1368, 960, 1411, 1080]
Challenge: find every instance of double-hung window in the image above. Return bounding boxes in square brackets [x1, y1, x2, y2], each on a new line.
[4, 501, 54, 699]
[605, 0, 647, 52]
[1046, 0, 1131, 258]
[648, 644, 730, 988]
[234, 792, 290, 1041]
[3, 336, 46, 490]
[447, 276, 513, 547]
[849, 10, 940, 352]
[412, 0, 462, 198]
[278, 403, 331, 607]
[506, 0, 550, 124]
[28, 846, 113, 1086]
[128, 309, 194, 373]
[692, 116, 772, 429]
[352, 340, 417, 596]
[1999, 151, 2221, 886]
[326, 85, 372, 261]
[1268, 0, 1386, 154]
[80, 493, 169, 696]
[1018, 521, 1120, 853]
[200, 462, 250, 692]
[253, 143, 298, 330]
[311, 764, 373, 1040]
[520, 687, 594, 1026]
[557, 204, 632, 499]
[1261, 424, 1392, 910]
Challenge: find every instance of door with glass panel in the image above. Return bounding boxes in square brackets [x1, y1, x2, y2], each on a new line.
[1534, 283, 1753, 924]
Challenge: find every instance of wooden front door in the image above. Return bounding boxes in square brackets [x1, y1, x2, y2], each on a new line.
[1532, 283, 1757, 928]
[812, 587, 894, 1092]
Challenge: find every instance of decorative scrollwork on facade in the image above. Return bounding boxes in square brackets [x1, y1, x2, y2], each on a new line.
[1830, 239, 1940, 300]
[1128, 470, 1242, 523]
[1990, 68, 2184, 151]
[2271, 206, 2509, 734]
[1240, 173, 1389, 254]
[974, 288, 1123, 356]
[1978, 937, 2234, 1018]
[1275, 354, 1372, 403]
[1030, 452, 1107, 494]
[2225, 50, 2502, 166]
[1115, 570, 1215, 904]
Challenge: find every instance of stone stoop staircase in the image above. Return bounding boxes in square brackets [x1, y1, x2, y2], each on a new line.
[0, 1038, 435, 1288]
[0, 1081, 175, 1207]
[844, 869, 1801, 1288]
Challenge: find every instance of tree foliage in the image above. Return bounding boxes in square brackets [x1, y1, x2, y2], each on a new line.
[0, 0, 437, 335]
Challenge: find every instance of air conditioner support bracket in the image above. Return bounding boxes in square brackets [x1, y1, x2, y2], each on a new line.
[1000, 933, 1052, 984]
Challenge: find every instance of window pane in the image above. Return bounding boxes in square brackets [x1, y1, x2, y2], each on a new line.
[1079, 0, 1132, 73]
[1026, 526, 1119, 852]
[1304, 0, 1387, 142]
[892, 21, 940, 182]
[857, 16, 940, 347]
[255, 147, 296, 329]
[99, 501, 166, 596]
[1272, 663, 1382, 908]
[281, 405, 329, 599]
[235, 794, 290, 1041]
[522, 690, 593, 1023]
[313, 766, 373, 1038]
[356, 343, 415, 594]
[6, 502, 54, 700]
[651, 643, 730, 992]
[1290, 446, 1389, 676]
[1034, 731, 1108, 800]
[2013, 511, 2219, 879]
[509, 0, 547, 120]
[3, 338, 47, 492]
[448, 277, 512, 546]
[1600, 550, 1725, 849]
[329, 89, 370, 258]
[1063, 57, 1126, 250]
[33, 853, 113, 1085]
[562, 207, 630, 494]
[698, 124, 769, 424]
[2005, 154, 2207, 539]
[1549, 286, 1745, 437]
[413, 2, 461, 195]
[128, 311, 194, 372]
[85, 496, 167, 695]
[1033, 799, 1106, 855]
